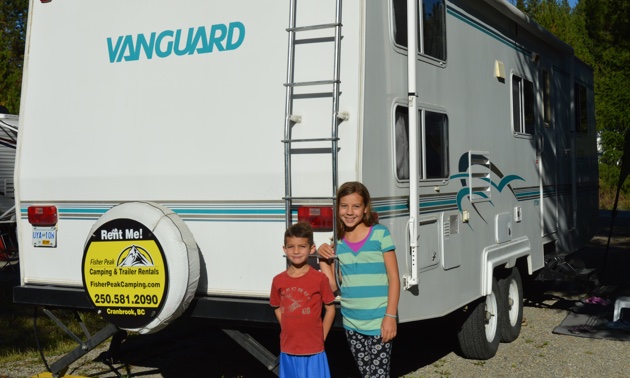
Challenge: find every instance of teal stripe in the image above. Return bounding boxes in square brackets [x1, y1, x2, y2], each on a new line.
[516, 191, 539, 197]
[342, 274, 389, 288]
[341, 263, 387, 275]
[342, 285, 388, 298]
[448, 7, 530, 55]
[373, 204, 407, 213]
[171, 208, 283, 215]
[420, 199, 456, 207]
[25, 206, 285, 216]
[342, 306, 386, 321]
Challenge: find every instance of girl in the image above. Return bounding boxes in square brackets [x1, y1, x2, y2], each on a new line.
[318, 181, 400, 378]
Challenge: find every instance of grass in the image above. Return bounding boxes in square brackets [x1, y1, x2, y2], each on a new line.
[599, 183, 630, 210]
[0, 267, 107, 365]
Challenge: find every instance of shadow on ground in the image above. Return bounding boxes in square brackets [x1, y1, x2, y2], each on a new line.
[86, 313, 459, 378]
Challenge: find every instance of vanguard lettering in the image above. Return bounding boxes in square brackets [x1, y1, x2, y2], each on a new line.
[107, 22, 245, 63]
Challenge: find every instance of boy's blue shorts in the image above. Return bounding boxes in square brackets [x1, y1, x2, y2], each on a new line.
[279, 351, 331, 378]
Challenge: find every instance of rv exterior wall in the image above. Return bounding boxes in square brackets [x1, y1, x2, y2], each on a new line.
[16, 0, 363, 296]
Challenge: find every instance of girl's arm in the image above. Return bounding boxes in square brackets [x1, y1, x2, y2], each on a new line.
[381, 250, 400, 343]
[318, 243, 338, 293]
[322, 303, 336, 340]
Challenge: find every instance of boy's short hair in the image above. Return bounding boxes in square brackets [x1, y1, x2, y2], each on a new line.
[284, 222, 314, 246]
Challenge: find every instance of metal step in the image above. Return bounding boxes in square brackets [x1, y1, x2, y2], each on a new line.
[284, 79, 340, 87]
[287, 22, 341, 32]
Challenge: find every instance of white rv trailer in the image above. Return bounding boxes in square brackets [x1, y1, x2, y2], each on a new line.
[14, 0, 597, 372]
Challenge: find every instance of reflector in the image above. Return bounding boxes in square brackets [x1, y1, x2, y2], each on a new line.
[297, 206, 333, 231]
[28, 206, 58, 226]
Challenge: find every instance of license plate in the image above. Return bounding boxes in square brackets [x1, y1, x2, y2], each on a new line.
[33, 226, 57, 247]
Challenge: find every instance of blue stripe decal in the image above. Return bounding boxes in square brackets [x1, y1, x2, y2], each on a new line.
[170, 208, 283, 215]
[448, 7, 531, 55]
[373, 204, 407, 213]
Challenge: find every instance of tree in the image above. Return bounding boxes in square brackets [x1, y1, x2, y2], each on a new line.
[581, 0, 630, 191]
[0, 0, 28, 114]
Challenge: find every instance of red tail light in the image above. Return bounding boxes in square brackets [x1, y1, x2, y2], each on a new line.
[28, 206, 58, 226]
[298, 206, 333, 231]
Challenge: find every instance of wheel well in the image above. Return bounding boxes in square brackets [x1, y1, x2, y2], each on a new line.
[493, 257, 528, 281]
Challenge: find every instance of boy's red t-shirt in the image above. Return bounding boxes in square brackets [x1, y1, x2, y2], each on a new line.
[270, 266, 336, 355]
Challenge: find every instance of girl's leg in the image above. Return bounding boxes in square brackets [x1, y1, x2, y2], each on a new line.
[345, 329, 372, 377]
[345, 329, 393, 378]
[367, 336, 393, 378]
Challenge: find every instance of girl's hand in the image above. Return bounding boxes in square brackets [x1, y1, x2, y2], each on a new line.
[317, 243, 335, 259]
[381, 316, 397, 343]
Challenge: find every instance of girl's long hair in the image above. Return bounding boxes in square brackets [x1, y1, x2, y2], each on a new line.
[336, 181, 378, 240]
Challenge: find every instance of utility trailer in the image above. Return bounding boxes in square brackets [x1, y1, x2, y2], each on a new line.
[13, 0, 597, 374]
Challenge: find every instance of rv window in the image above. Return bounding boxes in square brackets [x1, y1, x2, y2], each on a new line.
[392, 0, 408, 47]
[395, 106, 410, 180]
[511, 74, 535, 136]
[392, 0, 447, 61]
[542, 69, 551, 126]
[425, 111, 449, 179]
[422, 0, 446, 61]
[575, 83, 588, 133]
[394, 106, 449, 181]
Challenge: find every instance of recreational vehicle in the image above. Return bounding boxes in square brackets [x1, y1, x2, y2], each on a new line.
[13, 0, 598, 374]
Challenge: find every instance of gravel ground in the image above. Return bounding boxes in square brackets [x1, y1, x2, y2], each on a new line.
[3, 212, 630, 378]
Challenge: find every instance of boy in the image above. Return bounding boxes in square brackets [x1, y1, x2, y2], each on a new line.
[270, 222, 336, 378]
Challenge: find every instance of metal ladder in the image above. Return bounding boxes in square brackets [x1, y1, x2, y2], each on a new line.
[282, 0, 346, 233]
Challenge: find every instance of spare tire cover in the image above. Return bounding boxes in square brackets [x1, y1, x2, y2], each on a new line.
[82, 202, 200, 334]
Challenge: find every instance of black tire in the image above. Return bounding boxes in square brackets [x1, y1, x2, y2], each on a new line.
[498, 267, 523, 343]
[457, 277, 502, 360]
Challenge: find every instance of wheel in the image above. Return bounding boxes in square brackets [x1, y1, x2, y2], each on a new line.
[498, 267, 523, 343]
[457, 277, 502, 360]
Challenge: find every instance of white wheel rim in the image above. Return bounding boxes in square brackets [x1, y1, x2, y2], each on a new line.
[485, 290, 498, 342]
[508, 279, 520, 326]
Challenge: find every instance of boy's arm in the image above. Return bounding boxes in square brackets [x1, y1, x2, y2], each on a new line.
[273, 307, 282, 324]
[322, 303, 336, 340]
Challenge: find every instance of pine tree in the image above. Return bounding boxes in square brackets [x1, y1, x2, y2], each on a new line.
[0, 0, 28, 114]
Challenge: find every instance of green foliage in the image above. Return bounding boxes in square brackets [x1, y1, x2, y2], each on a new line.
[512, 0, 630, 208]
[581, 0, 630, 204]
[0, 0, 28, 114]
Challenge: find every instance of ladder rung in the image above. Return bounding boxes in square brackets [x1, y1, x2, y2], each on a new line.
[284, 80, 339, 87]
[287, 23, 341, 32]
[282, 137, 339, 143]
[284, 196, 335, 201]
